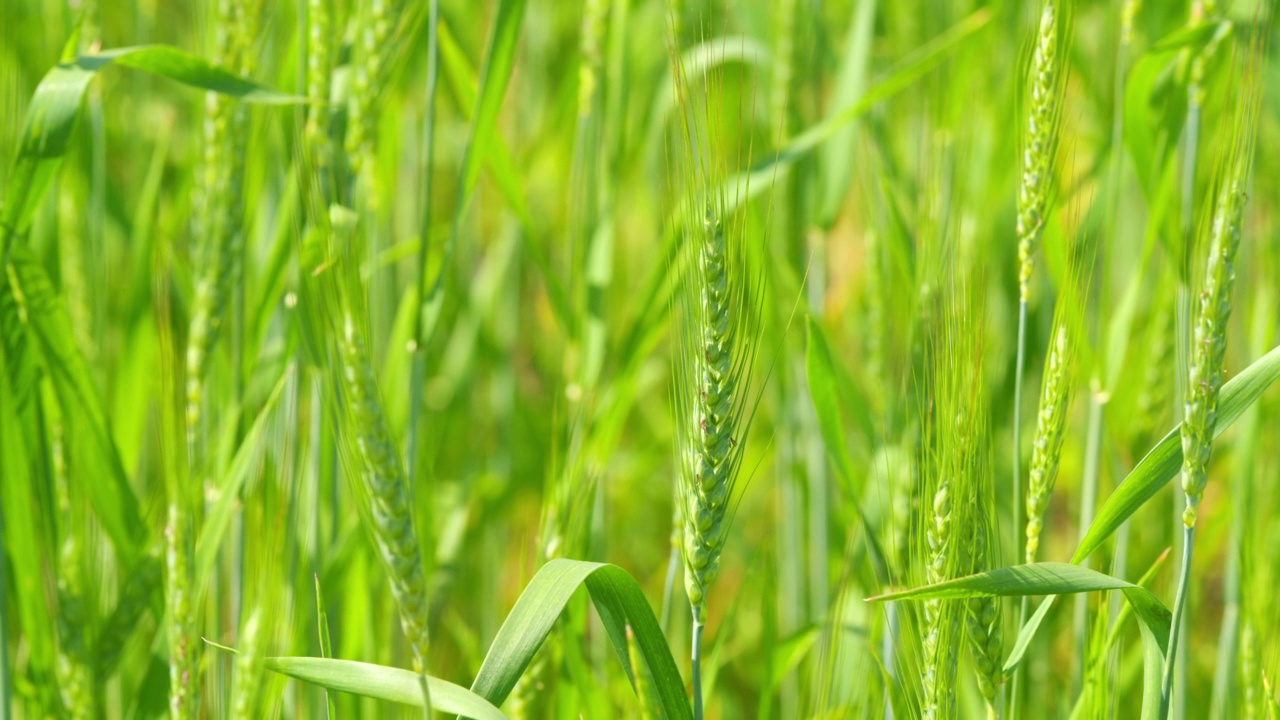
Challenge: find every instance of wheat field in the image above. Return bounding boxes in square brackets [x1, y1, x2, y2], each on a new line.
[1, 0, 1279, 718]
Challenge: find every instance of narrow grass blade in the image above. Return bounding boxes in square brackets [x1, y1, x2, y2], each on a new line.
[194, 369, 292, 599]
[805, 317, 859, 486]
[6, 245, 145, 568]
[817, 0, 876, 227]
[470, 558, 692, 720]
[867, 562, 1171, 656]
[423, 0, 529, 343]
[263, 657, 505, 720]
[1004, 595, 1056, 673]
[805, 318, 887, 579]
[1073, 342, 1280, 563]
[2, 45, 297, 251]
[0, 332, 54, 676]
[314, 576, 338, 720]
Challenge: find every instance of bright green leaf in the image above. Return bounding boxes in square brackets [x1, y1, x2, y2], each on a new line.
[1074, 343, 1280, 563]
[264, 657, 506, 720]
[471, 559, 692, 720]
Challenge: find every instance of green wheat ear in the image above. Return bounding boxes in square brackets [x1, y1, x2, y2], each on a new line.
[1016, 0, 1070, 302]
[668, 23, 767, 716]
[1180, 90, 1259, 528]
[914, 276, 987, 720]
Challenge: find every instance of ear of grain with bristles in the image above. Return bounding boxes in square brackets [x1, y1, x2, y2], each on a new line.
[1162, 31, 1264, 713]
[344, 0, 398, 204]
[1016, 0, 1071, 302]
[185, 0, 261, 452]
[335, 304, 431, 677]
[915, 278, 986, 720]
[1179, 82, 1259, 528]
[1024, 320, 1074, 564]
[668, 22, 766, 718]
[230, 606, 264, 720]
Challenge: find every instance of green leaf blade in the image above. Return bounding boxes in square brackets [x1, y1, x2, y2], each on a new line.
[264, 657, 506, 720]
[1073, 343, 1280, 563]
[470, 558, 692, 720]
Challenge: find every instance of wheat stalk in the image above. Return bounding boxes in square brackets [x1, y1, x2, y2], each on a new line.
[337, 309, 431, 677]
[186, 0, 259, 453]
[1024, 322, 1073, 563]
[673, 207, 759, 718]
[1163, 39, 1261, 714]
[1015, 0, 1067, 303]
[918, 280, 986, 720]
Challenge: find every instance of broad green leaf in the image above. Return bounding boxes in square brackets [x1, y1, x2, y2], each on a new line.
[6, 245, 146, 568]
[1008, 548, 1171, 676]
[1138, 614, 1164, 720]
[1073, 343, 1280, 563]
[263, 657, 506, 720]
[2, 45, 298, 253]
[868, 562, 1171, 656]
[470, 559, 692, 720]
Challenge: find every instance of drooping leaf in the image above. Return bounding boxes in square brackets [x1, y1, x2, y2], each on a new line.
[2, 45, 298, 253]
[1003, 595, 1056, 673]
[0, 325, 55, 677]
[470, 559, 692, 720]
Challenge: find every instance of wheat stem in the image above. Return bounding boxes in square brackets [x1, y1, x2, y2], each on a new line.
[691, 615, 705, 720]
[1162, 524, 1196, 716]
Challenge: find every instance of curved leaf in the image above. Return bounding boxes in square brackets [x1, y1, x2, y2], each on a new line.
[263, 657, 506, 720]
[3, 45, 298, 252]
[471, 558, 692, 720]
[1074, 343, 1280, 563]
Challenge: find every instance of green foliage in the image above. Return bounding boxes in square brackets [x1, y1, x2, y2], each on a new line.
[2, 1, 1279, 719]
